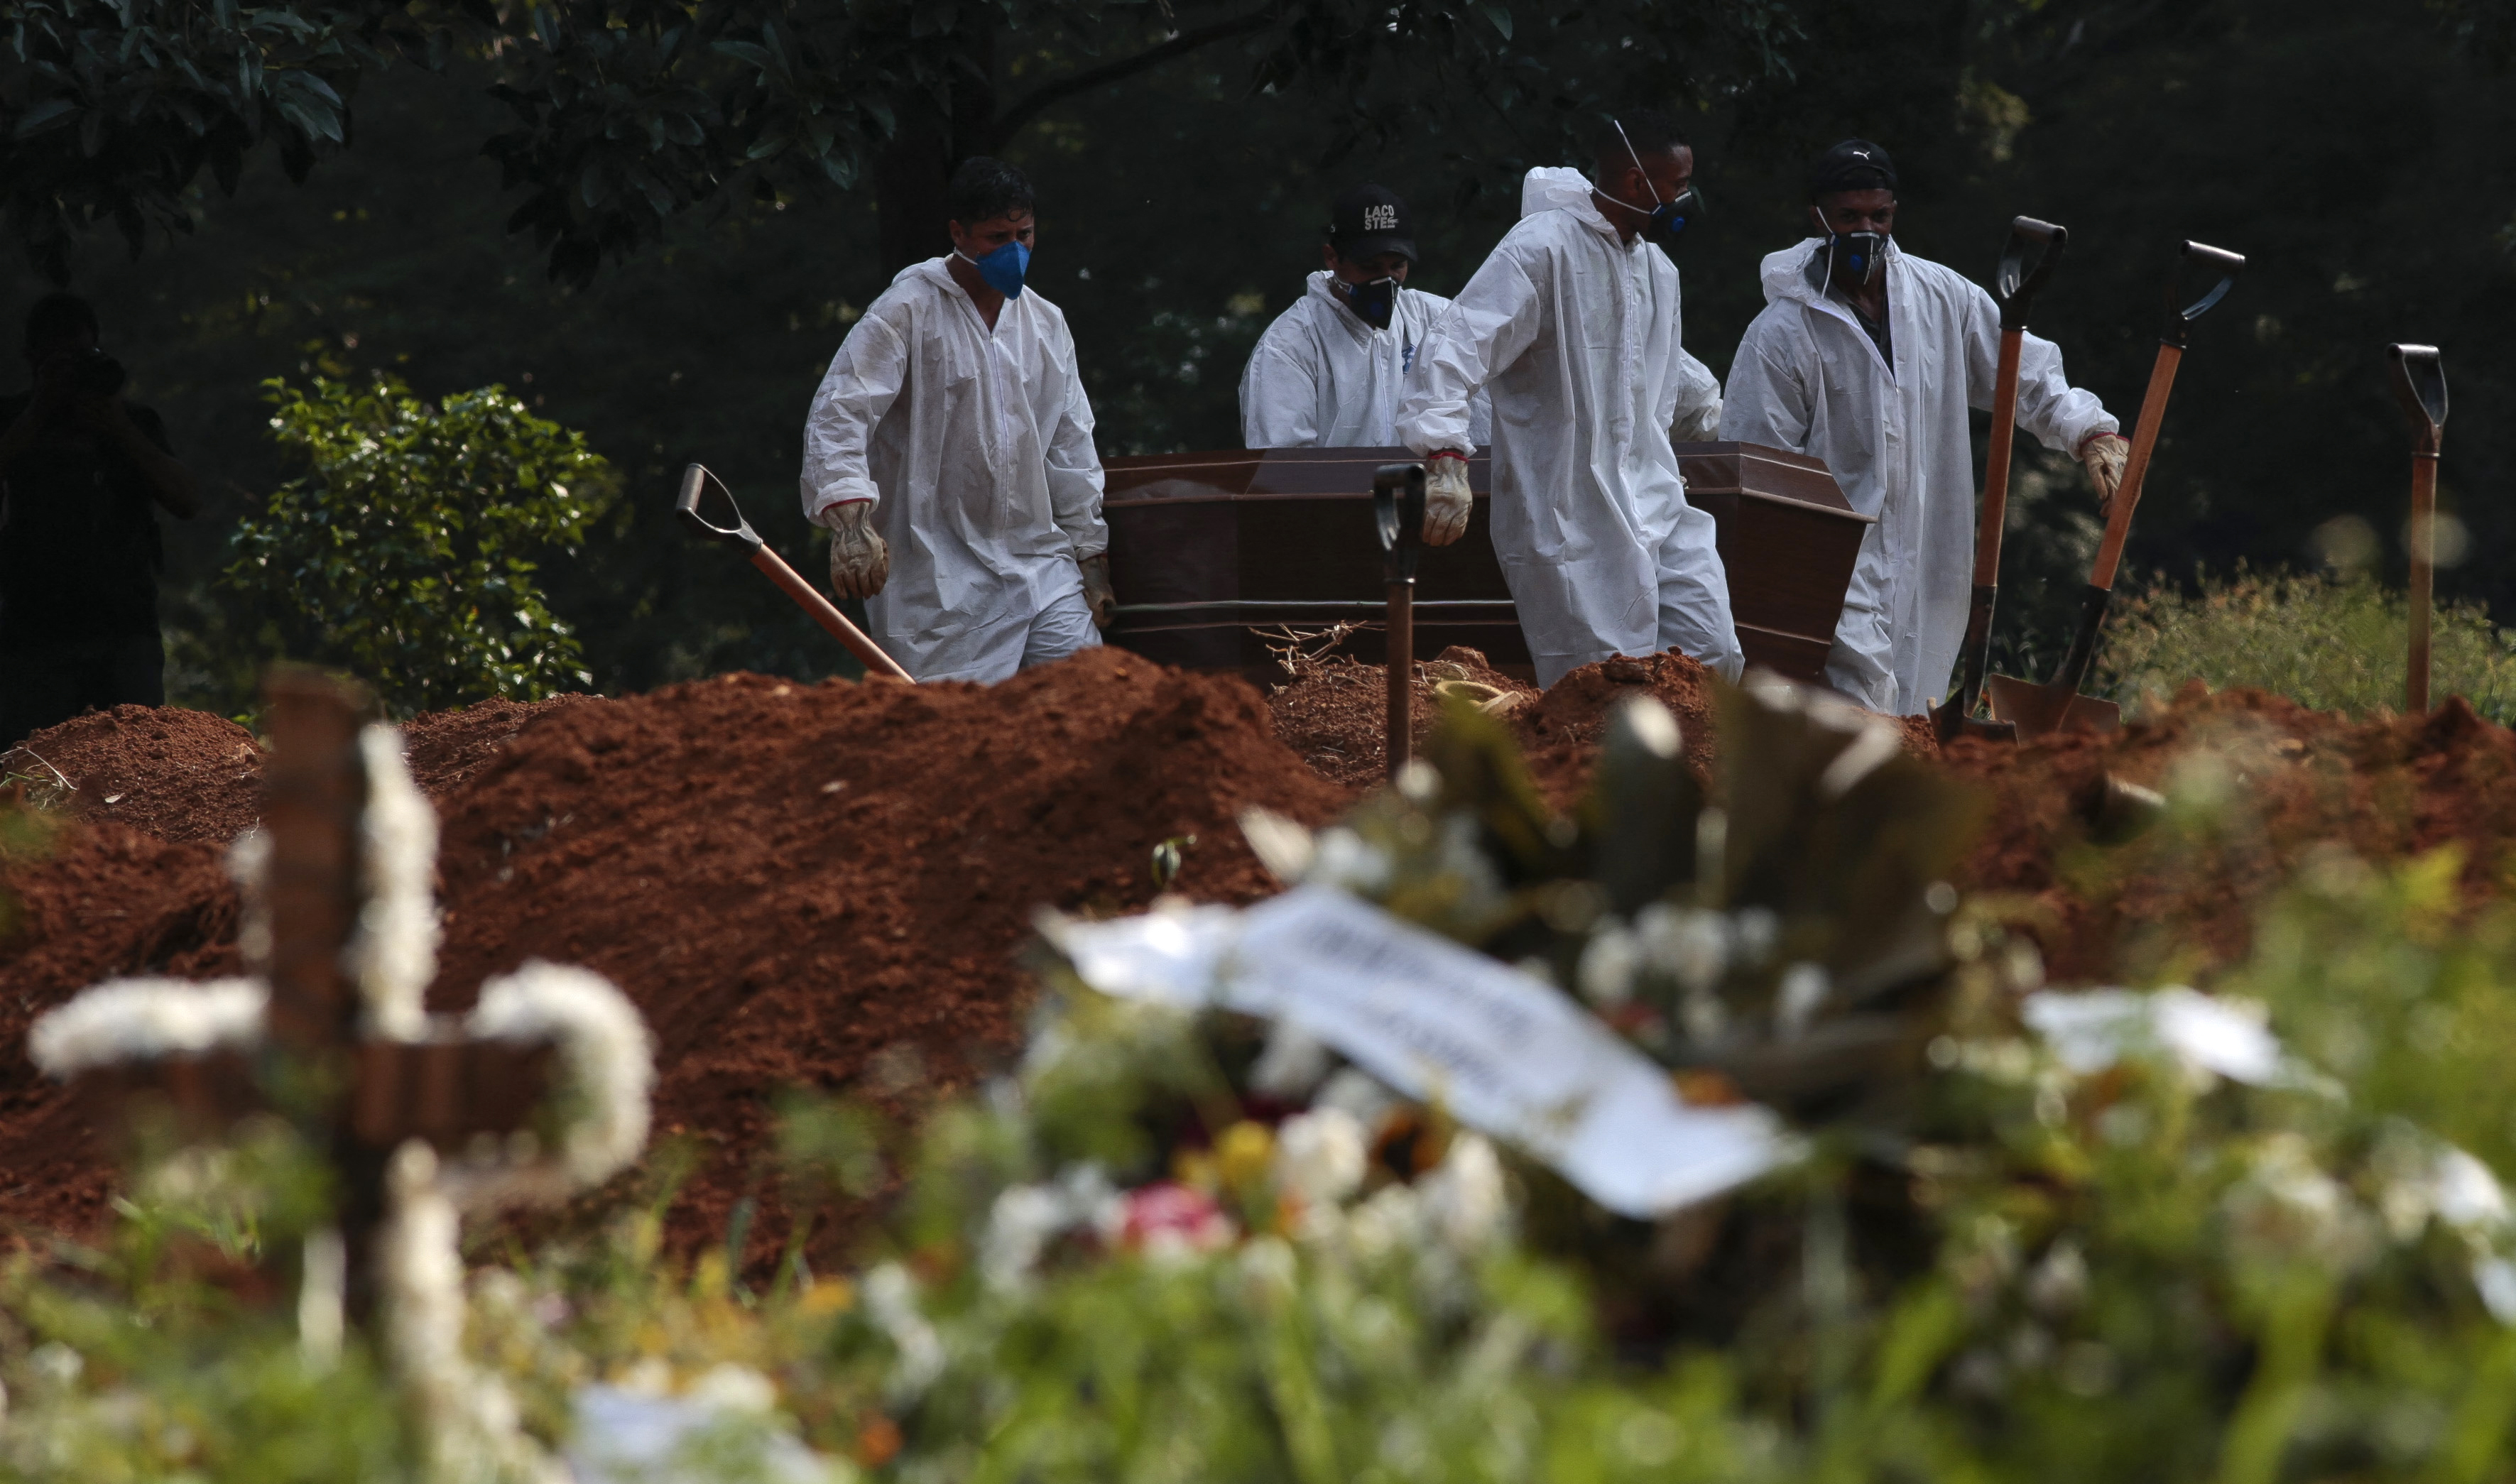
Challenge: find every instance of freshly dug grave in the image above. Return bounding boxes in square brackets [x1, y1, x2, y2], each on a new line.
[0, 652, 1348, 1251]
[1267, 645, 1540, 787]
[1942, 683, 2516, 983]
[1267, 648, 1932, 804]
[1268, 652, 2516, 986]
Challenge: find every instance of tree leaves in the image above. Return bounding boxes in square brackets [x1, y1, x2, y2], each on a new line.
[222, 373, 619, 715]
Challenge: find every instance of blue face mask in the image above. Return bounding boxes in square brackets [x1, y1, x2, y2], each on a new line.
[959, 239, 1030, 299]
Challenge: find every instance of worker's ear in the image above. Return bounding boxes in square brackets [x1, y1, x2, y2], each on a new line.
[1806, 203, 1829, 238]
[1321, 241, 1341, 273]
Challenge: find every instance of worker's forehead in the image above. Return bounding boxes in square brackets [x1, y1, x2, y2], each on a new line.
[959, 209, 1035, 231]
[1814, 188, 1895, 212]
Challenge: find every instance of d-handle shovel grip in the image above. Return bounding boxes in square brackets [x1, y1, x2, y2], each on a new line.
[2387, 344, 2449, 455]
[1993, 217, 2067, 332]
[1373, 463, 1427, 584]
[677, 464, 764, 552]
[2161, 241, 2245, 346]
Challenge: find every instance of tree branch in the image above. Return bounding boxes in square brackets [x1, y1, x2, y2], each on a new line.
[990, 6, 1278, 144]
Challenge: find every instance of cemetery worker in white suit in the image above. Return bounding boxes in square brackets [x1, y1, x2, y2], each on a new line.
[1239, 183, 1491, 449]
[1394, 109, 1740, 688]
[800, 156, 1113, 683]
[1721, 139, 2131, 715]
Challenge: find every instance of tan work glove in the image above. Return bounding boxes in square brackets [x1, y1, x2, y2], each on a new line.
[819, 499, 889, 599]
[1422, 453, 1474, 547]
[2079, 431, 2130, 521]
[1078, 551, 1116, 630]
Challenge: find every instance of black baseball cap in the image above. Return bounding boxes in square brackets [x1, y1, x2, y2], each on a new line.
[1325, 184, 1417, 263]
[1807, 139, 1897, 199]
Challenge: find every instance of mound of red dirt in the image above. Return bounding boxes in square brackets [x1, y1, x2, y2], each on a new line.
[1943, 684, 2516, 982]
[4, 706, 262, 844]
[0, 653, 1349, 1249]
[1268, 648, 1934, 806]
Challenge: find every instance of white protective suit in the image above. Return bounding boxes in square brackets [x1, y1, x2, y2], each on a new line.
[800, 258, 1107, 683]
[1239, 272, 1493, 448]
[1395, 168, 1738, 688]
[1721, 239, 2116, 714]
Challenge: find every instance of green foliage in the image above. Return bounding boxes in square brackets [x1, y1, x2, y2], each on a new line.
[222, 373, 615, 716]
[2231, 846, 2516, 1177]
[0, 0, 476, 280]
[2098, 569, 2516, 724]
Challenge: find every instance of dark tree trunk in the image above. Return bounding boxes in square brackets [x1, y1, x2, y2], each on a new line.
[873, 23, 1001, 274]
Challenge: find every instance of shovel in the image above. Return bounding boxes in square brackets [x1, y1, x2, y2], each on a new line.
[2387, 344, 2449, 712]
[675, 464, 916, 684]
[1932, 214, 2068, 745]
[1373, 462, 1427, 779]
[1986, 240, 2243, 736]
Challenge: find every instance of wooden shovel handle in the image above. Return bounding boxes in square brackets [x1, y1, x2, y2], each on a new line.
[750, 546, 916, 683]
[1973, 329, 2026, 586]
[2408, 452, 2438, 713]
[2089, 343, 2185, 591]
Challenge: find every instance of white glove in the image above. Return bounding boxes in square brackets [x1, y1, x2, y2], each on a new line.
[819, 500, 888, 599]
[1671, 399, 1721, 445]
[2079, 431, 2130, 520]
[1078, 552, 1116, 629]
[1422, 454, 1473, 547]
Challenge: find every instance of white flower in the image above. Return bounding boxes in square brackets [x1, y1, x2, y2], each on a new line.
[1309, 828, 1393, 894]
[459, 961, 655, 1201]
[863, 1262, 945, 1401]
[1344, 1184, 1425, 1260]
[981, 1184, 1070, 1293]
[1775, 963, 1829, 1041]
[1635, 903, 1729, 995]
[1273, 1108, 1368, 1207]
[2222, 1134, 2375, 1272]
[1249, 1020, 1334, 1099]
[1577, 924, 1640, 1010]
[28, 978, 267, 1077]
[685, 1364, 778, 1417]
[349, 725, 437, 1040]
[1237, 1235, 1300, 1305]
[1420, 1135, 1506, 1252]
[1314, 1069, 1398, 1131]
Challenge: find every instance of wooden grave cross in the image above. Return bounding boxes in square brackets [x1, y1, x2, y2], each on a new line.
[77, 670, 556, 1318]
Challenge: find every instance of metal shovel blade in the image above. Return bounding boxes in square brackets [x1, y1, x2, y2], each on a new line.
[1983, 673, 2120, 737]
[1927, 699, 2017, 746]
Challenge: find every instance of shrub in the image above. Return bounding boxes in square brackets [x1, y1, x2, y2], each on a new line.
[2098, 568, 2516, 722]
[222, 376, 616, 717]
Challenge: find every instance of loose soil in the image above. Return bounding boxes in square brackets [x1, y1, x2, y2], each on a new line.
[0, 653, 1346, 1252]
[12, 650, 2516, 1253]
[1266, 648, 1929, 806]
[1942, 683, 2516, 982]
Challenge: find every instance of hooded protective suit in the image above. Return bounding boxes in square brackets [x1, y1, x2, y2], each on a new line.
[1395, 168, 1738, 687]
[1721, 239, 2115, 714]
[800, 258, 1106, 683]
[1239, 273, 1493, 448]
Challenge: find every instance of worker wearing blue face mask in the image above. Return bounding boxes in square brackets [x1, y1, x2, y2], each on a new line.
[1238, 185, 1490, 449]
[801, 156, 1111, 682]
[1723, 139, 2129, 715]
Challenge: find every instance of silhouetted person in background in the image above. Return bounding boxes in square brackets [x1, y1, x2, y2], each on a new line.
[0, 293, 197, 747]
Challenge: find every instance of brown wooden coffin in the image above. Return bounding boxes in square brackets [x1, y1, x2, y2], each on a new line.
[1102, 443, 1872, 685]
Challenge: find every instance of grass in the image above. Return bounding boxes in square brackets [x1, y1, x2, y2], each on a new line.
[2097, 568, 2516, 723]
